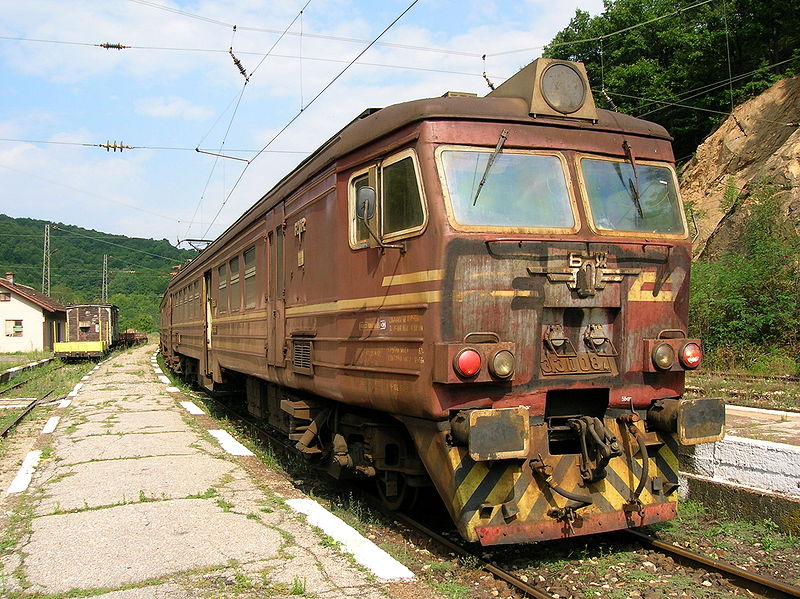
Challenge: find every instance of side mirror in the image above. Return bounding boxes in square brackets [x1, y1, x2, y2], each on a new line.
[356, 186, 376, 221]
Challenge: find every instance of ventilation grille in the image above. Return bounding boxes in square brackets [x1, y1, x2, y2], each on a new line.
[292, 340, 313, 374]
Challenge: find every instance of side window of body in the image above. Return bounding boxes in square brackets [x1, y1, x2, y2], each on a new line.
[348, 149, 426, 249]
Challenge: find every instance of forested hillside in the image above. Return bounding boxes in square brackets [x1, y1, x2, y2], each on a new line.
[544, 0, 799, 161]
[0, 214, 196, 332]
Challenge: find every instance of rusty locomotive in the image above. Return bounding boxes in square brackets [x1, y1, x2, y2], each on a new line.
[160, 58, 724, 545]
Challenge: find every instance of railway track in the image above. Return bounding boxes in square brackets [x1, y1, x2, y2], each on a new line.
[625, 529, 800, 598]
[699, 371, 800, 384]
[173, 377, 800, 599]
[0, 389, 58, 438]
[0, 364, 67, 397]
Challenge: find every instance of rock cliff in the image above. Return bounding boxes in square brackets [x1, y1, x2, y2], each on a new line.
[680, 76, 800, 259]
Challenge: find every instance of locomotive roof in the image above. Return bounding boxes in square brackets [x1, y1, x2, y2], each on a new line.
[171, 91, 672, 284]
[262, 95, 672, 210]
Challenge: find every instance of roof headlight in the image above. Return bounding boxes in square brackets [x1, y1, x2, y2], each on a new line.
[540, 63, 586, 114]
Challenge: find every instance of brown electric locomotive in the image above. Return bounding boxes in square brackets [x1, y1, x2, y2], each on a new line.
[160, 58, 725, 545]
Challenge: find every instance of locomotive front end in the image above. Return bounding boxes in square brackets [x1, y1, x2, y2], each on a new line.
[402, 58, 724, 544]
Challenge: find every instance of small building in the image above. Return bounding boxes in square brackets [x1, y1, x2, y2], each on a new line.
[0, 272, 66, 352]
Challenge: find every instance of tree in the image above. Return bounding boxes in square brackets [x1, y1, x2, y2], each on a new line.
[544, 0, 799, 160]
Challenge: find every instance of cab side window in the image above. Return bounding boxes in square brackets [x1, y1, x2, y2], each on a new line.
[351, 174, 372, 247]
[349, 149, 426, 249]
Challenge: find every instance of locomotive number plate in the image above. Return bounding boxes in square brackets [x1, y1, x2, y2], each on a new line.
[540, 352, 614, 376]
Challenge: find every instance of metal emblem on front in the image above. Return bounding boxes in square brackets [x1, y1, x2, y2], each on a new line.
[528, 251, 639, 298]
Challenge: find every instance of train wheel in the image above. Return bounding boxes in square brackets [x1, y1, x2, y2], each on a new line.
[375, 470, 418, 511]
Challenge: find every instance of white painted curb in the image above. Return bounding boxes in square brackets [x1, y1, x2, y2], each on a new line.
[180, 401, 204, 415]
[208, 430, 254, 456]
[685, 434, 800, 498]
[287, 498, 415, 581]
[6, 450, 42, 495]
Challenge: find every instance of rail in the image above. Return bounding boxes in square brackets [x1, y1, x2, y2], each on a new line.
[0, 364, 67, 397]
[167, 369, 800, 599]
[625, 529, 800, 598]
[0, 389, 58, 438]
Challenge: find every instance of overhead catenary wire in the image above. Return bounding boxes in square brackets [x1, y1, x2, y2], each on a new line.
[636, 70, 760, 116]
[124, 0, 479, 58]
[0, 263, 172, 277]
[201, 0, 421, 239]
[0, 137, 308, 155]
[184, 0, 313, 240]
[50, 225, 186, 262]
[0, 162, 220, 227]
[0, 34, 501, 81]
[634, 56, 800, 120]
[606, 88, 800, 127]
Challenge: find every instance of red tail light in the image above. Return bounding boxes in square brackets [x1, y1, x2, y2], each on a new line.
[680, 342, 702, 369]
[454, 348, 481, 378]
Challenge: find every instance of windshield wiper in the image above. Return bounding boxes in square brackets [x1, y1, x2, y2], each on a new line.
[622, 140, 644, 219]
[473, 129, 509, 206]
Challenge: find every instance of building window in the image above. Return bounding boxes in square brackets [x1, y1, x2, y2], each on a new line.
[5, 319, 22, 337]
[0, 293, 10, 302]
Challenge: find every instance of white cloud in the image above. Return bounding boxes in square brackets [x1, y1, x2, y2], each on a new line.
[136, 96, 213, 120]
[0, 0, 609, 241]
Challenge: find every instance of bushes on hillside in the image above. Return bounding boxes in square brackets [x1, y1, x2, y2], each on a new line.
[689, 182, 800, 373]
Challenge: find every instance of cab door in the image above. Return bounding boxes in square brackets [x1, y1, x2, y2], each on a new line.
[202, 270, 213, 378]
[267, 207, 285, 368]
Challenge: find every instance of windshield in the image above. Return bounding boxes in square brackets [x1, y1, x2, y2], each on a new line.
[581, 158, 685, 235]
[439, 149, 575, 229]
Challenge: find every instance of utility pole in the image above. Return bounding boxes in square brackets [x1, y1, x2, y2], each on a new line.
[42, 224, 51, 295]
[101, 254, 108, 302]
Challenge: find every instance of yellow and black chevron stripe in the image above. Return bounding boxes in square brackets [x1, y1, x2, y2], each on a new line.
[409, 418, 679, 543]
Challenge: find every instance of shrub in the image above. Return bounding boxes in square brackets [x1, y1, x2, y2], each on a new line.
[689, 181, 799, 373]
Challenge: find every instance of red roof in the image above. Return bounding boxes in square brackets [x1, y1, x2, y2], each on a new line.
[0, 279, 66, 314]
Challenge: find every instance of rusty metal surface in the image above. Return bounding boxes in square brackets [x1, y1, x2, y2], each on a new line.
[403, 415, 680, 545]
[476, 502, 676, 545]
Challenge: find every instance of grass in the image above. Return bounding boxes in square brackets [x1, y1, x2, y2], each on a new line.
[652, 500, 800, 554]
[0, 407, 27, 433]
[0, 350, 52, 371]
[290, 575, 307, 595]
[685, 370, 800, 411]
[0, 359, 93, 400]
[430, 580, 472, 599]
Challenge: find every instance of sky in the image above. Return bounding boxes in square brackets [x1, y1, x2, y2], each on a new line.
[0, 0, 605, 246]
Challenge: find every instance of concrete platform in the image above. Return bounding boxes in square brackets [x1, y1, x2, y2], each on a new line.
[0, 344, 425, 598]
[680, 404, 800, 533]
[725, 404, 800, 446]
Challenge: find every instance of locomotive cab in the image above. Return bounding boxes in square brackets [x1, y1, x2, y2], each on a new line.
[382, 58, 725, 543]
